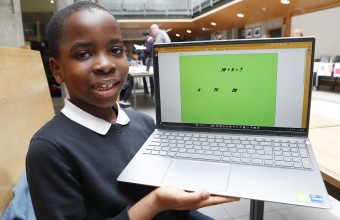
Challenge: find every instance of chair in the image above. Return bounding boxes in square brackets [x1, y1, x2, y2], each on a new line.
[316, 56, 333, 77]
[0, 47, 55, 217]
[315, 55, 333, 90]
[333, 55, 340, 63]
[331, 55, 340, 91]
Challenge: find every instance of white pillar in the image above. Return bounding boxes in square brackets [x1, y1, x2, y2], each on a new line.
[0, 0, 25, 48]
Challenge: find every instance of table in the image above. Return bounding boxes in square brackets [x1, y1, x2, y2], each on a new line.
[128, 66, 154, 108]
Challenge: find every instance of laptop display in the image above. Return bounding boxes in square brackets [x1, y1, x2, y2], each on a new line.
[154, 38, 312, 135]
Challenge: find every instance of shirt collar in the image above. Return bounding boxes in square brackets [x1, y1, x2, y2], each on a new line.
[61, 99, 130, 135]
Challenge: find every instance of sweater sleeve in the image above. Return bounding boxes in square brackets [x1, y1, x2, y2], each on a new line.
[105, 207, 130, 220]
[26, 136, 87, 220]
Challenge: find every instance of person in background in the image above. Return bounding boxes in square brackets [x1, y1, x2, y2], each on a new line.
[119, 49, 140, 108]
[119, 76, 132, 107]
[142, 31, 154, 97]
[128, 49, 142, 66]
[138, 50, 146, 65]
[26, 2, 239, 219]
[291, 28, 303, 37]
[215, 31, 223, 40]
[150, 24, 171, 43]
[142, 31, 154, 72]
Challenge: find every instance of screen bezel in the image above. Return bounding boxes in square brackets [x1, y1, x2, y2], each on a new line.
[152, 37, 315, 137]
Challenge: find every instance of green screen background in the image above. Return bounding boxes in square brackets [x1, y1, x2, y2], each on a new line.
[180, 53, 278, 126]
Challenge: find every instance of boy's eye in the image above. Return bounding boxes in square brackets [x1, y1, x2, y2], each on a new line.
[110, 47, 123, 55]
[76, 51, 91, 59]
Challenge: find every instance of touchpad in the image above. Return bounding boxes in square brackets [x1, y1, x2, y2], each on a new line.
[161, 160, 231, 192]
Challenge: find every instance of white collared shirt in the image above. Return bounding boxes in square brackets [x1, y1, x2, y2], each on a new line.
[61, 99, 130, 135]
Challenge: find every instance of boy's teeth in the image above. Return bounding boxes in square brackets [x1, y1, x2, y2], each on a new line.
[95, 83, 113, 91]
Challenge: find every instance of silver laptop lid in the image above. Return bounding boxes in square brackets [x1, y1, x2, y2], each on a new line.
[153, 37, 315, 137]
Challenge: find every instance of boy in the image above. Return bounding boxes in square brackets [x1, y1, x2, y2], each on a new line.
[26, 2, 238, 219]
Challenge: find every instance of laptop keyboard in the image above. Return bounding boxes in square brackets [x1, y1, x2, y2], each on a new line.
[142, 131, 313, 170]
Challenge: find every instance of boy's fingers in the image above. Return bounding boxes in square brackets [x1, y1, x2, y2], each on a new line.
[189, 196, 238, 210]
[180, 190, 240, 209]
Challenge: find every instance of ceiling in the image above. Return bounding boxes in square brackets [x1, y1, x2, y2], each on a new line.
[21, 0, 340, 41]
[114, 0, 340, 40]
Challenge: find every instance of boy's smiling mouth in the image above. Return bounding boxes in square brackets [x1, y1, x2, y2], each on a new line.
[94, 83, 114, 91]
[93, 79, 119, 89]
[92, 80, 120, 97]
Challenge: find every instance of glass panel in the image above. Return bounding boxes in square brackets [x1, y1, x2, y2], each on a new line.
[98, 0, 229, 17]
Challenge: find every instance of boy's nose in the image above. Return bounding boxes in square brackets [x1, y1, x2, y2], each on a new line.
[93, 53, 116, 73]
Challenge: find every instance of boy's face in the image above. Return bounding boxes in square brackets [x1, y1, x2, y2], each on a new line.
[50, 9, 129, 112]
[215, 34, 222, 40]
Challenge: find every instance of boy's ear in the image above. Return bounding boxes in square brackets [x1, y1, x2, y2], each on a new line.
[49, 58, 64, 84]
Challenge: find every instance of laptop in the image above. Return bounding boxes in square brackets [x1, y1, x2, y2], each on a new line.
[118, 37, 331, 209]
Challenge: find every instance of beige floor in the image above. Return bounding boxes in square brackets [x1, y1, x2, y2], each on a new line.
[52, 89, 340, 220]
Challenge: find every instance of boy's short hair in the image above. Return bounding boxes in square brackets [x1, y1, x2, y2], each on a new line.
[215, 31, 222, 36]
[47, 1, 115, 59]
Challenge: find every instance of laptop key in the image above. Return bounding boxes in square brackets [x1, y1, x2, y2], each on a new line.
[176, 152, 221, 161]
[159, 151, 168, 156]
[187, 149, 195, 154]
[196, 149, 204, 154]
[275, 161, 285, 166]
[282, 162, 293, 167]
[214, 151, 223, 156]
[151, 150, 160, 155]
[222, 157, 231, 162]
[299, 148, 308, 157]
[211, 146, 219, 151]
[167, 152, 176, 157]
[252, 154, 272, 160]
[303, 162, 312, 169]
[241, 158, 251, 164]
[264, 160, 274, 166]
[231, 157, 241, 163]
[251, 159, 263, 165]
[143, 150, 152, 154]
[294, 162, 303, 168]
[178, 148, 186, 153]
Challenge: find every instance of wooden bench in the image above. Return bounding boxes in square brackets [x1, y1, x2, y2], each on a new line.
[0, 47, 55, 216]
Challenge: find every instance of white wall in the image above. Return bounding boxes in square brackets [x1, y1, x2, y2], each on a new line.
[245, 18, 284, 39]
[291, 6, 340, 59]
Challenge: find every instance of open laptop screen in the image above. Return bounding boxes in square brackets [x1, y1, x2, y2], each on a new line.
[153, 38, 314, 135]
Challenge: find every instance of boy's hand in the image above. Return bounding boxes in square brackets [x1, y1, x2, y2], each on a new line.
[128, 186, 239, 220]
[153, 186, 240, 211]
